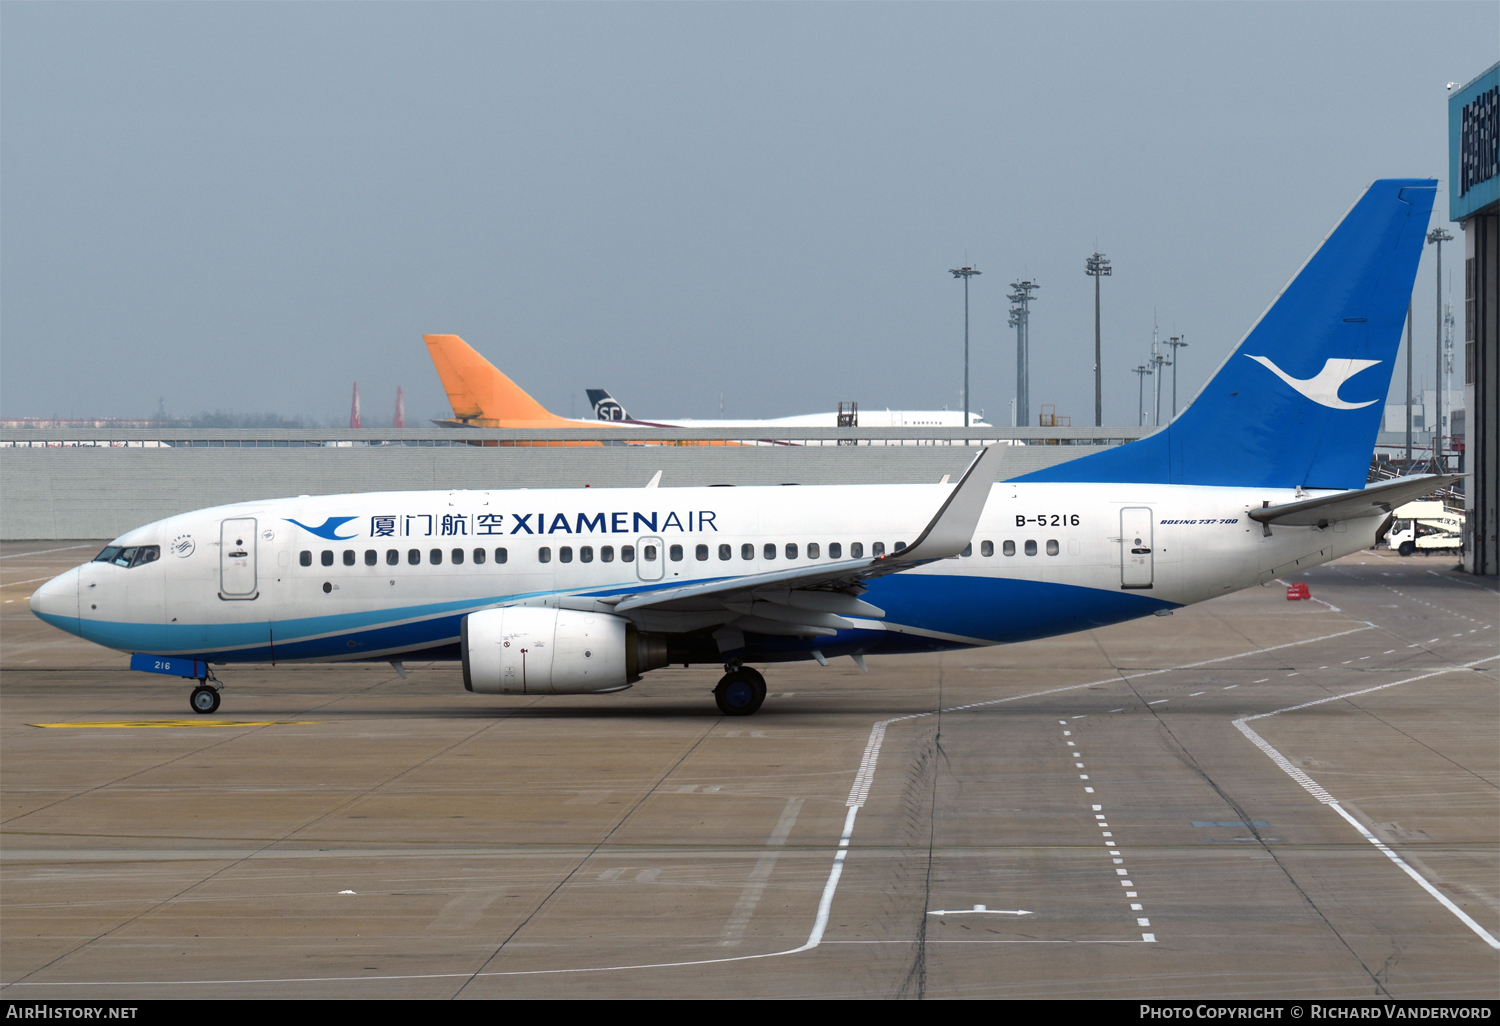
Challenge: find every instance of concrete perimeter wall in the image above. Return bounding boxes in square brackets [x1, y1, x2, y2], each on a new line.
[1, 439, 1108, 540]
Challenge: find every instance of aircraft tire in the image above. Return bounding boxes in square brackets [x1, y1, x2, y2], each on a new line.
[1398, 541, 1416, 557]
[714, 669, 766, 716]
[190, 686, 220, 715]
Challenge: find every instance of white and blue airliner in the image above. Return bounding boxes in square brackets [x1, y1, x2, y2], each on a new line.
[30, 179, 1457, 716]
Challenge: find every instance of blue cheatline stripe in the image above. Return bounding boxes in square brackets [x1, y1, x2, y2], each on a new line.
[75, 573, 1173, 665]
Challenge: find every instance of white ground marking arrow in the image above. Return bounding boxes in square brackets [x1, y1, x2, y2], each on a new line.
[927, 904, 1032, 915]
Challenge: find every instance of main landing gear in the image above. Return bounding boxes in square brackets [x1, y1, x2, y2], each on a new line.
[190, 678, 222, 715]
[714, 664, 766, 716]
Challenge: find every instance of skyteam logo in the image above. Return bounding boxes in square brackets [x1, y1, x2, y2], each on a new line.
[285, 516, 360, 540]
[1245, 355, 1380, 410]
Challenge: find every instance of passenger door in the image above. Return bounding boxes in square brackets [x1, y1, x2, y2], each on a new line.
[636, 536, 664, 581]
[1120, 507, 1154, 589]
[220, 518, 259, 599]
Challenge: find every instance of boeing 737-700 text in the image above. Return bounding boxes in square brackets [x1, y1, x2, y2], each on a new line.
[31, 179, 1455, 716]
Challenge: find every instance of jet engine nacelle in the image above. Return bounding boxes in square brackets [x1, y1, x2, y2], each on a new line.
[461, 607, 667, 695]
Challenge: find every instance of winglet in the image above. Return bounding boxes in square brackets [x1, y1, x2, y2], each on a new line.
[889, 446, 1002, 562]
[422, 335, 577, 428]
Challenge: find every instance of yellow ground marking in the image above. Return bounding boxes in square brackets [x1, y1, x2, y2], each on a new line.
[27, 720, 317, 729]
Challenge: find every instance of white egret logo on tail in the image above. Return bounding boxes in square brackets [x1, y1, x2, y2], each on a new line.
[1245, 356, 1381, 410]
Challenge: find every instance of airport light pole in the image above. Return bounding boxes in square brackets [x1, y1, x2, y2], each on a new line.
[1405, 301, 1413, 472]
[1165, 335, 1188, 418]
[950, 265, 981, 429]
[1008, 279, 1040, 427]
[1085, 253, 1111, 426]
[1132, 364, 1153, 427]
[1428, 226, 1453, 468]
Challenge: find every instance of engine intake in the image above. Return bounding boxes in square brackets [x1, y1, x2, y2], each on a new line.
[462, 607, 668, 694]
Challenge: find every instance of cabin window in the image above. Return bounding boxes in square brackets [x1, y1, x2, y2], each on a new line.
[642, 544, 657, 562]
[538, 547, 551, 563]
[580, 546, 594, 563]
[559, 546, 573, 563]
[808, 542, 820, 559]
[386, 549, 399, 565]
[763, 543, 776, 560]
[872, 542, 886, 556]
[452, 548, 465, 565]
[669, 544, 683, 561]
[980, 541, 993, 557]
[407, 549, 420, 565]
[742, 543, 754, 560]
[300, 550, 312, 567]
[1046, 539, 1059, 556]
[321, 550, 334, 567]
[601, 545, 615, 562]
[785, 543, 798, 559]
[473, 548, 486, 565]
[1002, 540, 1015, 556]
[430, 548, 443, 565]
[829, 542, 842, 559]
[1024, 540, 1038, 556]
[962, 543, 972, 557]
[696, 544, 709, 561]
[365, 550, 377, 566]
[343, 550, 356, 566]
[620, 545, 635, 562]
[850, 542, 863, 558]
[494, 547, 508, 564]
[719, 544, 732, 560]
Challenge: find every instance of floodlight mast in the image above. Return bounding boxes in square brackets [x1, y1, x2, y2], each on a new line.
[1084, 253, 1111, 426]
[1427, 226, 1453, 467]
[950, 265, 981, 429]
[1008, 279, 1040, 426]
[1405, 301, 1414, 471]
[1132, 364, 1153, 427]
[1148, 324, 1170, 427]
[1164, 335, 1188, 418]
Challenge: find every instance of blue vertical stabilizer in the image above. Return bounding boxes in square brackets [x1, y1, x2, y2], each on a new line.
[1018, 179, 1436, 489]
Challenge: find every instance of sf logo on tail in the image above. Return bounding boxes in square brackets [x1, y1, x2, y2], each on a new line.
[1245, 355, 1380, 410]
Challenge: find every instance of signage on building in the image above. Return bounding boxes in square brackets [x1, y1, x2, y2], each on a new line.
[1450, 62, 1500, 221]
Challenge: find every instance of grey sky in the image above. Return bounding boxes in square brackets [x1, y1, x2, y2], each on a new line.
[3, 3, 1494, 427]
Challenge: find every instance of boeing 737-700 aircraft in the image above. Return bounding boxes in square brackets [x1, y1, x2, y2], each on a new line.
[31, 179, 1456, 717]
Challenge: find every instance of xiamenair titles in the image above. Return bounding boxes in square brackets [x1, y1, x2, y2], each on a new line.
[313, 507, 724, 541]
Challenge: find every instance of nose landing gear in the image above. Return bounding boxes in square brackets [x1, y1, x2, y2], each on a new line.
[714, 665, 766, 716]
[190, 675, 222, 715]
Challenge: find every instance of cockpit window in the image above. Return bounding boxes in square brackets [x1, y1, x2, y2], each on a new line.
[93, 545, 159, 568]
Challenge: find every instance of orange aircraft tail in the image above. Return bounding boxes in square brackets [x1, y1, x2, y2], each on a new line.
[422, 335, 578, 429]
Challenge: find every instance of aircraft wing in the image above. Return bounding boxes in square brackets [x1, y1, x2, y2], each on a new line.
[1249, 474, 1463, 528]
[606, 445, 1002, 634]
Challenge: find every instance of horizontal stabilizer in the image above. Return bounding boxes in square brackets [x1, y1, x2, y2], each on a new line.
[1249, 474, 1463, 527]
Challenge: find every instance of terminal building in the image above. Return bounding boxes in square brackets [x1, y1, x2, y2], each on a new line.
[1451, 61, 1499, 575]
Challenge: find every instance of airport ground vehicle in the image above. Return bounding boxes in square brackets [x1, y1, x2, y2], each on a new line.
[1386, 499, 1464, 556]
[31, 179, 1453, 716]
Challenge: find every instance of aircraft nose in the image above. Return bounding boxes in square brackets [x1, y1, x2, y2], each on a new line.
[30, 566, 81, 632]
